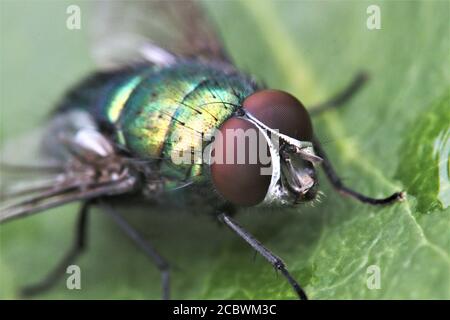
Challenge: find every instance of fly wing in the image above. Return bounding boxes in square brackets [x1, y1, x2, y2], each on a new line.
[0, 113, 138, 224]
[0, 167, 136, 224]
[89, 0, 231, 69]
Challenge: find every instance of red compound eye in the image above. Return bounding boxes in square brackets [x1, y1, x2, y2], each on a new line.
[243, 89, 313, 141]
[210, 118, 271, 206]
[210, 90, 312, 206]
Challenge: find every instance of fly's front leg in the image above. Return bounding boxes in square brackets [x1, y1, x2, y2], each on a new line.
[99, 202, 170, 300]
[309, 72, 368, 116]
[20, 200, 92, 297]
[218, 213, 307, 300]
[313, 137, 405, 205]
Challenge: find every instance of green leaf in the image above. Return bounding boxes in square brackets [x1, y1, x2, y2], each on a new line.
[1, 0, 449, 300]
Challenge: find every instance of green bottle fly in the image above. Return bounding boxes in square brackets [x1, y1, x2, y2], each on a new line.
[0, 0, 404, 301]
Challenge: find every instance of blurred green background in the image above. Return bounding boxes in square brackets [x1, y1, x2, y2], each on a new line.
[0, 0, 449, 299]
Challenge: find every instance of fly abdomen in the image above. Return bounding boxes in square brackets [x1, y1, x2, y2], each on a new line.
[57, 60, 258, 182]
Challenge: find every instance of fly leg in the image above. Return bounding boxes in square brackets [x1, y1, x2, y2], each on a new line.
[218, 213, 307, 300]
[100, 203, 171, 300]
[20, 201, 92, 297]
[312, 137, 405, 205]
[309, 72, 368, 116]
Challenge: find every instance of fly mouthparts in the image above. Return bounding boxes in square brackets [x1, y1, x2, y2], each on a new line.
[280, 158, 314, 195]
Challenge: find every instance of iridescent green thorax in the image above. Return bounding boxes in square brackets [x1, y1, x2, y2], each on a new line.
[71, 61, 258, 185]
